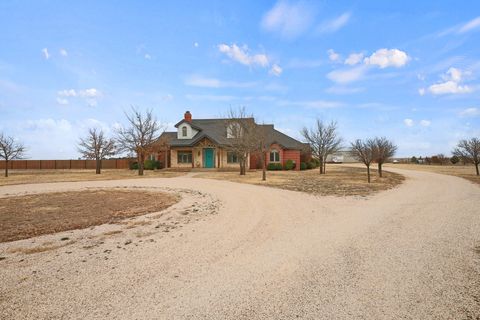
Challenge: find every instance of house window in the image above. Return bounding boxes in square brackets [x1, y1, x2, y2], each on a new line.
[270, 150, 280, 162]
[177, 151, 192, 163]
[182, 126, 187, 137]
[227, 151, 239, 163]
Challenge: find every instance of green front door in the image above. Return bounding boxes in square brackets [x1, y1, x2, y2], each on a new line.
[203, 148, 215, 168]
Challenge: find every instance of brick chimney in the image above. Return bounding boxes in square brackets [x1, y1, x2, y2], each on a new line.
[184, 111, 192, 122]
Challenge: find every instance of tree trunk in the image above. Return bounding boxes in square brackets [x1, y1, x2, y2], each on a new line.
[261, 152, 266, 181]
[95, 158, 101, 174]
[476, 162, 479, 176]
[319, 159, 324, 174]
[323, 159, 326, 174]
[378, 162, 383, 177]
[4, 160, 8, 177]
[138, 154, 144, 176]
[367, 164, 371, 183]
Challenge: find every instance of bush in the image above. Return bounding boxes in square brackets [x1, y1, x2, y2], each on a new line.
[144, 159, 160, 170]
[285, 160, 294, 170]
[300, 162, 307, 170]
[130, 160, 160, 170]
[306, 161, 313, 169]
[267, 163, 283, 170]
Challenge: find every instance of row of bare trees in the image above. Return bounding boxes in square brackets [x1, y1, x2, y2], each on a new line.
[77, 108, 164, 176]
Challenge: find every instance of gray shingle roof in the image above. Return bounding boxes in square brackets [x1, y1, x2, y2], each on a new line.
[159, 118, 305, 150]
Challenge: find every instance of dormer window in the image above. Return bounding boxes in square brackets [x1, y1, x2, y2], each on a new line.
[182, 126, 187, 137]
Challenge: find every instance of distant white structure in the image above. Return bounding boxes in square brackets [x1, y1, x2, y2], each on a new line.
[326, 150, 358, 163]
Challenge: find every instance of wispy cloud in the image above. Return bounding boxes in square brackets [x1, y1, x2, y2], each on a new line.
[325, 86, 364, 95]
[458, 16, 480, 33]
[261, 1, 315, 39]
[41, 48, 50, 60]
[327, 65, 367, 84]
[278, 99, 343, 109]
[327, 49, 341, 62]
[404, 118, 414, 127]
[317, 12, 351, 34]
[59, 49, 68, 57]
[184, 74, 257, 88]
[459, 107, 480, 117]
[344, 52, 364, 66]
[218, 43, 269, 67]
[269, 64, 283, 76]
[57, 88, 102, 106]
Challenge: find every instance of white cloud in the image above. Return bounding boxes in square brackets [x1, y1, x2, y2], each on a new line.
[317, 12, 351, 33]
[56, 97, 69, 105]
[328, 49, 340, 62]
[144, 53, 152, 60]
[184, 74, 256, 88]
[418, 88, 426, 96]
[420, 120, 431, 127]
[59, 49, 68, 57]
[25, 118, 72, 132]
[218, 43, 269, 67]
[345, 52, 364, 66]
[404, 118, 414, 127]
[269, 64, 283, 76]
[326, 65, 367, 84]
[458, 16, 480, 34]
[427, 67, 473, 95]
[194, 42, 199, 47]
[42, 48, 50, 59]
[261, 1, 315, 39]
[364, 48, 410, 68]
[459, 107, 480, 117]
[58, 89, 77, 97]
[79, 88, 101, 98]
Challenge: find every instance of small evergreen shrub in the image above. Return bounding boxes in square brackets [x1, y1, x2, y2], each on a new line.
[144, 159, 160, 170]
[285, 159, 294, 170]
[300, 162, 307, 170]
[130, 162, 139, 170]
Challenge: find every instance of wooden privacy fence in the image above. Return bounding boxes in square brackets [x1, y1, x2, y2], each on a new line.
[0, 159, 134, 170]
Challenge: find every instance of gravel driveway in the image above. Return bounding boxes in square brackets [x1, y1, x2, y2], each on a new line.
[0, 168, 479, 319]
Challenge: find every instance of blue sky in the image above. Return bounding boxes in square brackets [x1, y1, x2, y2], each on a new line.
[0, 0, 479, 159]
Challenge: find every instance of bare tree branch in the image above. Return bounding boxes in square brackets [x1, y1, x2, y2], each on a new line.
[301, 119, 343, 174]
[371, 137, 397, 177]
[0, 132, 26, 177]
[77, 128, 116, 174]
[116, 107, 163, 176]
[452, 137, 480, 176]
[350, 138, 375, 183]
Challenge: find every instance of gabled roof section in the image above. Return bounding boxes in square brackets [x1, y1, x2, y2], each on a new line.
[158, 117, 305, 150]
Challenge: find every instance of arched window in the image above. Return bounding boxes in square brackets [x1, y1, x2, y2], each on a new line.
[182, 126, 187, 137]
[270, 150, 280, 162]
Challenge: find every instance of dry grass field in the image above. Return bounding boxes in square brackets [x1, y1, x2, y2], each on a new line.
[0, 169, 185, 186]
[0, 189, 178, 243]
[384, 163, 480, 185]
[195, 165, 404, 197]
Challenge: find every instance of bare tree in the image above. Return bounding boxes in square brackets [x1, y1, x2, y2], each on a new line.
[350, 139, 375, 183]
[254, 124, 273, 181]
[0, 132, 26, 177]
[77, 128, 116, 174]
[371, 137, 397, 177]
[225, 107, 257, 176]
[301, 119, 342, 174]
[116, 108, 163, 176]
[452, 137, 480, 176]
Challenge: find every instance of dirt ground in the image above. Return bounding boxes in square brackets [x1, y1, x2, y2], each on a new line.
[385, 163, 480, 185]
[0, 168, 479, 319]
[0, 169, 185, 186]
[195, 165, 404, 196]
[0, 189, 178, 243]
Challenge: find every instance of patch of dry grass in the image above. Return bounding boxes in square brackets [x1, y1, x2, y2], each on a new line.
[0, 169, 185, 186]
[195, 165, 404, 197]
[0, 189, 178, 242]
[385, 163, 480, 185]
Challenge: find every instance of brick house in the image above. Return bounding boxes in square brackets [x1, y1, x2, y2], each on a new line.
[153, 111, 306, 170]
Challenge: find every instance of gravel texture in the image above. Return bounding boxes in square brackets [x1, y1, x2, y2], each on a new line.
[0, 169, 479, 319]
